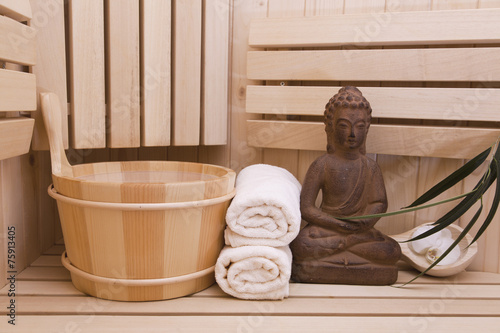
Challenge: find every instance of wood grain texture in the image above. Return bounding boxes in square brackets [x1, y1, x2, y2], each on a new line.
[141, 0, 171, 147]
[1, 246, 499, 331]
[0, 118, 34, 160]
[249, 8, 500, 47]
[247, 120, 500, 159]
[106, 0, 140, 148]
[172, 0, 202, 146]
[201, 0, 230, 145]
[246, 85, 500, 121]
[248, 48, 500, 81]
[0, 69, 35, 111]
[0, 14, 36, 65]
[30, 0, 69, 150]
[0, 0, 32, 20]
[3, 315, 500, 333]
[68, 0, 106, 149]
[229, 0, 267, 173]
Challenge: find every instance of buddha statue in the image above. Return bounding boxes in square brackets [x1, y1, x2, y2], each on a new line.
[290, 86, 401, 285]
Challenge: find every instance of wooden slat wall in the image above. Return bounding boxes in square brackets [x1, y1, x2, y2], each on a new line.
[0, 0, 31, 21]
[0, 0, 40, 292]
[141, 0, 171, 147]
[68, 0, 106, 149]
[202, 0, 230, 145]
[31, 0, 230, 149]
[242, 0, 500, 274]
[106, 0, 140, 148]
[172, 0, 202, 146]
[30, 0, 68, 150]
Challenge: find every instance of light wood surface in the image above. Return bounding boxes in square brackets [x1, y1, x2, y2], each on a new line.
[30, 0, 69, 151]
[106, 0, 140, 148]
[248, 48, 500, 82]
[0, 118, 34, 160]
[0, 14, 36, 65]
[141, 0, 171, 147]
[201, 0, 230, 145]
[246, 85, 500, 121]
[67, 0, 106, 149]
[0, 69, 36, 111]
[244, 3, 500, 277]
[247, 120, 500, 159]
[249, 8, 500, 47]
[1, 248, 500, 332]
[172, 0, 202, 146]
[0, 0, 31, 20]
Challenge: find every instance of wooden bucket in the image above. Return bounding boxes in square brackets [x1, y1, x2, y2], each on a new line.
[49, 185, 234, 301]
[41, 93, 236, 301]
[53, 160, 235, 203]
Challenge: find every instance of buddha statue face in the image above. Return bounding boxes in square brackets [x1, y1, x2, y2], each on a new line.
[324, 86, 372, 155]
[331, 107, 369, 153]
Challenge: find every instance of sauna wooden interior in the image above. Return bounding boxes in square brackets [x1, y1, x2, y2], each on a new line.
[1, 0, 500, 331]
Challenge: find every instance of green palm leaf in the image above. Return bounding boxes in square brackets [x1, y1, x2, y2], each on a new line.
[468, 149, 500, 245]
[404, 146, 491, 208]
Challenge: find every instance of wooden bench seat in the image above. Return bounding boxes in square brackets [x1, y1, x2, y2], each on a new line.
[1, 245, 499, 332]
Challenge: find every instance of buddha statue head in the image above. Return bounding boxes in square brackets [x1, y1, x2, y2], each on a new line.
[324, 86, 372, 155]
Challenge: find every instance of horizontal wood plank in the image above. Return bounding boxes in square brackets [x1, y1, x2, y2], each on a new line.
[0, 0, 32, 21]
[0, 281, 85, 296]
[30, 255, 63, 267]
[16, 266, 70, 281]
[249, 8, 500, 47]
[3, 295, 499, 316]
[0, 14, 36, 65]
[4, 316, 500, 333]
[247, 120, 500, 159]
[0, 117, 34, 160]
[0, 69, 36, 111]
[247, 48, 500, 82]
[246, 85, 500, 122]
[4, 279, 500, 299]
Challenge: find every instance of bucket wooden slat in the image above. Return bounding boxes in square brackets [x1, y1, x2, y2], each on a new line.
[106, 0, 140, 148]
[0, 14, 36, 65]
[141, 0, 171, 147]
[201, 0, 230, 145]
[68, 0, 106, 149]
[172, 0, 202, 146]
[247, 48, 500, 82]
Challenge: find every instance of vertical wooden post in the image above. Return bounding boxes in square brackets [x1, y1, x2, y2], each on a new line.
[68, 0, 106, 149]
[141, 0, 171, 147]
[106, 0, 140, 148]
[172, 0, 202, 146]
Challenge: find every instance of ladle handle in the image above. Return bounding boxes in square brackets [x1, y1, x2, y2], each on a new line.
[40, 92, 72, 177]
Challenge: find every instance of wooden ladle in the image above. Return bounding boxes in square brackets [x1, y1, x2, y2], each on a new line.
[390, 223, 478, 277]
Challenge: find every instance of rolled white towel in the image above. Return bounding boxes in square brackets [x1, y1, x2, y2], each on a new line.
[225, 164, 301, 247]
[215, 245, 292, 300]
